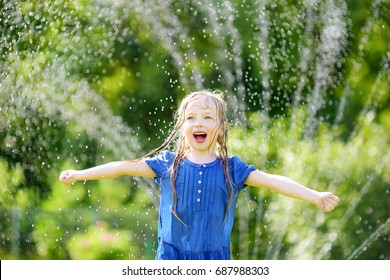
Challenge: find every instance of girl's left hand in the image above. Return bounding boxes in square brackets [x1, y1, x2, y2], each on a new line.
[315, 192, 340, 212]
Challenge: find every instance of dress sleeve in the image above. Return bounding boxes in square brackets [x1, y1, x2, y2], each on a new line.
[145, 150, 175, 179]
[230, 155, 257, 191]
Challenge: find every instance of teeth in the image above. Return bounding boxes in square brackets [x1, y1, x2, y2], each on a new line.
[194, 132, 206, 136]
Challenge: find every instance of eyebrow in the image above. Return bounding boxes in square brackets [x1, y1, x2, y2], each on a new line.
[185, 109, 215, 116]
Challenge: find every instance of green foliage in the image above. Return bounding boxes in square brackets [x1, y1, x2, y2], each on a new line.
[66, 221, 139, 260]
[29, 170, 157, 260]
[230, 110, 390, 259]
[0, 159, 24, 208]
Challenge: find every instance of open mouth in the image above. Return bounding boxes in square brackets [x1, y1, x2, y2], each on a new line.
[193, 132, 207, 143]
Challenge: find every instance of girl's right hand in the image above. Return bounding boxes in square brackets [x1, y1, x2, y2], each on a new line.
[59, 170, 79, 185]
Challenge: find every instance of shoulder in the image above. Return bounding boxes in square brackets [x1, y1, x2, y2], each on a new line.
[148, 150, 176, 162]
[228, 155, 248, 166]
[228, 155, 256, 173]
[144, 150, 176, 178]
[224, 155, 257, 189]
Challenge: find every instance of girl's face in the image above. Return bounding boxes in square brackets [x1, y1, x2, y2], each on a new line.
[181, 96, 221, 154]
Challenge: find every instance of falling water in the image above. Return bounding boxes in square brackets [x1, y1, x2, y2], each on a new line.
[348, 218, 390, 260]
[304, 0, 348, 139]
[195, 0, 247, 125]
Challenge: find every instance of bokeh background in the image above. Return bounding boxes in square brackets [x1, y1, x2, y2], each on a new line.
[0, 0, 389, 260]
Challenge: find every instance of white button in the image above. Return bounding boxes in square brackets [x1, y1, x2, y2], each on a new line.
[198, 190, 201, 193]
[198, 180, 202, 184]
[197, 198, 201, 202]
[202, 164, 206, 167]
[199, 171, 203, 175]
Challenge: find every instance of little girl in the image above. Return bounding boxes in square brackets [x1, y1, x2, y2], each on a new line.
[59, 90, 339, 260]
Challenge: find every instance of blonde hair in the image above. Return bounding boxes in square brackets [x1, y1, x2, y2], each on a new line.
[137, 89, 234, 226]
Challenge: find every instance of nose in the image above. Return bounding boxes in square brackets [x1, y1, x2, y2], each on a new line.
[194, 117, 204, 127]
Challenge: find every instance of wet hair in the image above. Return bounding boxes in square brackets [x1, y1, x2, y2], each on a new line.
[136, 89, 234, 226]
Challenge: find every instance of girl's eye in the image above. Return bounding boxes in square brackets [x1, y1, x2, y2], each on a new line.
[186, 116, 194, 120]
[205, 116, 212, 119]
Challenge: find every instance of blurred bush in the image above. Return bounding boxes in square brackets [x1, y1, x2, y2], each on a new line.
[230, 109, 390, 259]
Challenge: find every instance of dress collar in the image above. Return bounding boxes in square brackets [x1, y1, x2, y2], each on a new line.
[183, 157, 221, 168]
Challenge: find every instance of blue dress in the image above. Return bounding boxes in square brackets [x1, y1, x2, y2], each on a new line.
[145, 151, 256, 260]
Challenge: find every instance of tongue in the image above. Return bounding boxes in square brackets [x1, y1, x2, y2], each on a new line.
[194, 135, 206, 143]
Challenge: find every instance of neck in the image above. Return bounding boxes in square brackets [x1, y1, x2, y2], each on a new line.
[186, 149, 217, 164]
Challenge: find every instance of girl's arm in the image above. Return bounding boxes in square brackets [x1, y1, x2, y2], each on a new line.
[59, 160, 156, 185]
[245, 170, 339, 212]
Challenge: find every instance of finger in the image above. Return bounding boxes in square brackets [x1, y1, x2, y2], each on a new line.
[326, 196, 339, 207]
[323, 201, 335, 212]
[317, 200, 329, 212]
[325, 198, 336, 207]
[323, 195, 339, 207]
[59, 171, 67, 179]
[60, 176, 71, 184]
[326, 194, 339, 202]
[329, 198, 339, 207]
